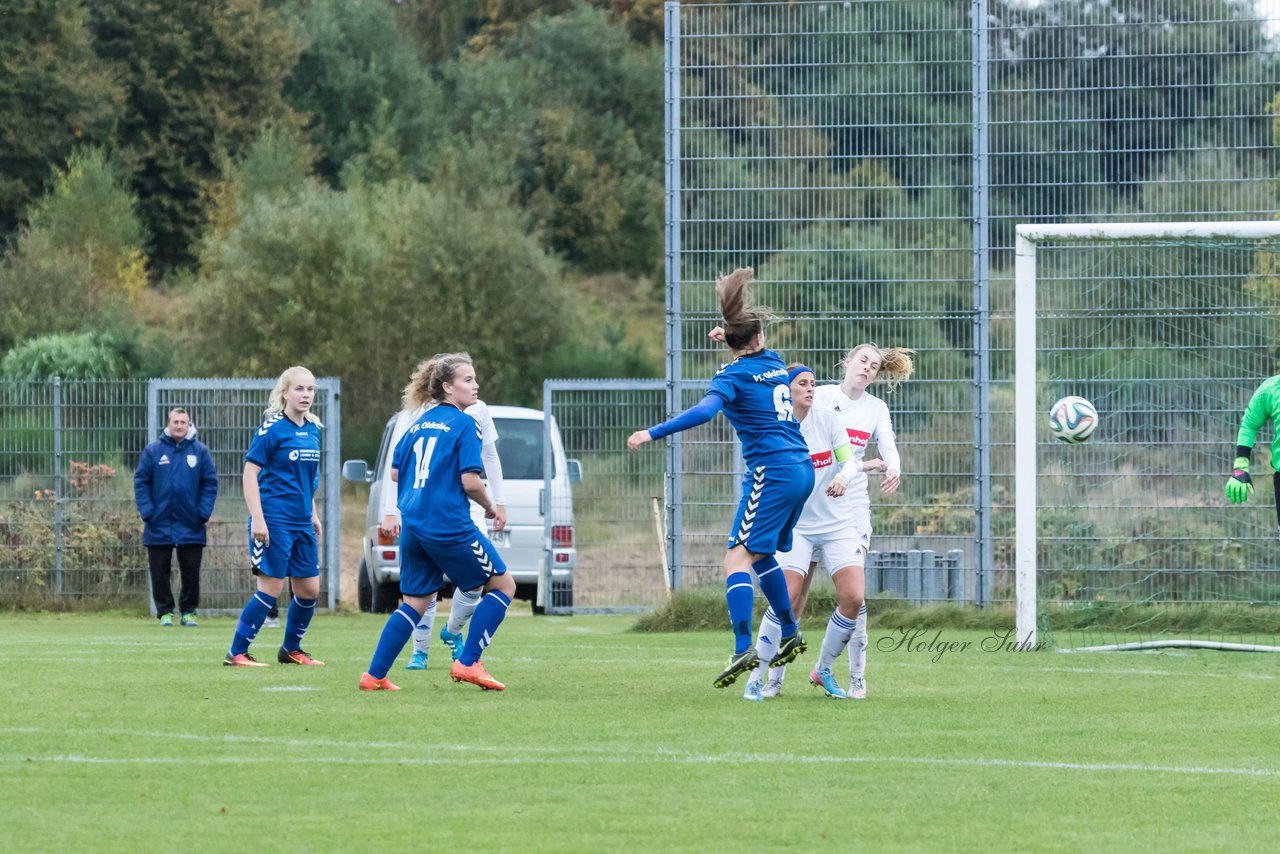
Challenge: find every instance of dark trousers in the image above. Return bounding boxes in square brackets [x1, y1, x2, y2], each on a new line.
[148, 544, 203, 615]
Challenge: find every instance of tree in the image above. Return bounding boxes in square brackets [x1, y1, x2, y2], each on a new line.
[283, 0, 445, 186]
[186, 179, 572, 453]
[88, 0, 302, 272]
[438, 2, 664, 275]
[0, 0, 123, 238]
[0, 148, 148, 352]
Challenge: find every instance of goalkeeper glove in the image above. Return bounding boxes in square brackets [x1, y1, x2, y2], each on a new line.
[1225, 457, 1253, 504]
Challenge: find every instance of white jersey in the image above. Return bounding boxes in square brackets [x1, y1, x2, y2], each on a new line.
[381, 399, 504, 523]
[794, 405, 862, 536]
[813, 384, 900, 509]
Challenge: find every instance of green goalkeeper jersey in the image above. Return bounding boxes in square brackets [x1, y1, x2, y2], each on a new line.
[1235, 375, 1280, 470]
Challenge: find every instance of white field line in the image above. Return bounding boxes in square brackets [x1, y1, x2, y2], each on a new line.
[0, 742, 1275, 778]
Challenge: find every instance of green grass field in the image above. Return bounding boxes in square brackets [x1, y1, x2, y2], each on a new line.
[2, 612, 1278, 852]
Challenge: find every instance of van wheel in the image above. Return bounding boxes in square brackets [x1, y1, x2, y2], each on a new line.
[358, 560, 372, 613]
[371, 577, 400, 613]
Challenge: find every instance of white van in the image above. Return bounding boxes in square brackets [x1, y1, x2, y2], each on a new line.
[342, 405, 581, 614]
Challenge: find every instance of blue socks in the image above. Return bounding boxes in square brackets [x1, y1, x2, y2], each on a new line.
[459, 590, 510, 666]
[230, 591, 277, 656]
[753, 556, 797, 637]
[725, 571, 755, 654]
[283, 596, 316, 651]
[368, 604, 420, 679]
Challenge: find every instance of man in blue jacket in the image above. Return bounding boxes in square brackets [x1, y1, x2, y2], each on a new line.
[134, 408, 218, 626]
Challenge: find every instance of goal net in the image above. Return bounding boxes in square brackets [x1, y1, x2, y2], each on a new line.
[1015, 222, 1280, 652]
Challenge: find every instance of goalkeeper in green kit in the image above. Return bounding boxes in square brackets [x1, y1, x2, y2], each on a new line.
[1225, 376, 1280, 530]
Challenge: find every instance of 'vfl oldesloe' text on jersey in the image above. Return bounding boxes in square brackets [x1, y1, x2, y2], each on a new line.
[392, 403, 485, 544]
[707, 350, 808, 468]
[244, 414, 321, 529]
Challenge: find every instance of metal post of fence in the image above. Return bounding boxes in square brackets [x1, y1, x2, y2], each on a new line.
[541, 381, 554, 613]
[145, 382, 158, 616]
[52, 375, 63, 594]
[664, 1, 684, 591]
[324, 379, 342, 609]
[970, 0, 992, 607]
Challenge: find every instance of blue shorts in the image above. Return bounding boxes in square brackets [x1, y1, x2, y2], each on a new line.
[726, 461, 815, 556]
[398, 526, 507, 597]
[248, 521, 319, 579]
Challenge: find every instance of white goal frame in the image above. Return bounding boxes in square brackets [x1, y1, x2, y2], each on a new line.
[1015, 221, 1280, 652]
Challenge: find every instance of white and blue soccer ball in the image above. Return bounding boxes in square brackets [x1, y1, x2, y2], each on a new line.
[1047, 395, 1098, 444]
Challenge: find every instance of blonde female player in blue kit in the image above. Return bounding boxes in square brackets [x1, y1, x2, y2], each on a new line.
[359, 353, 513, 692]
[377, 359, 507, 671]
[224, 366, 326, 668]
[628, 268, 813, 689]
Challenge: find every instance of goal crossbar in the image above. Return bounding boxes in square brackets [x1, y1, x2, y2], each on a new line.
[1014, 221, 1280, 648]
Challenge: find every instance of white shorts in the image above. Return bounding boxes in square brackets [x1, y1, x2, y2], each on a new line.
[778, 509, 872, 577]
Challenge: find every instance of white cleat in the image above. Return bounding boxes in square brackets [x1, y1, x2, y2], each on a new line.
[743, 679, 764, 702]
[761, 677, 784, 699]
[848, 675, 867, 700]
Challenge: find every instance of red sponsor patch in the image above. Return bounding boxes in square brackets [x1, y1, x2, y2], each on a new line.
[846, 428, 871, 448]
[811, 450, 834, 469]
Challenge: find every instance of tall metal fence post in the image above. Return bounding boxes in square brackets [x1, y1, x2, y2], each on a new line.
[971, 0, 992, 606]
[52, 375, 63, 594]
[664, 1, 684, 591]
[324, 379, 342, 609]
[542, 381, 558, 614]
[145, 382, 158, 616]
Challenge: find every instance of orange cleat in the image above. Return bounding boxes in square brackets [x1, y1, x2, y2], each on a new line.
[358, 672, 400, 691]
[278, 648, 325, 666]
[449, 659, 505, 691]
[223, 652, 268, 667]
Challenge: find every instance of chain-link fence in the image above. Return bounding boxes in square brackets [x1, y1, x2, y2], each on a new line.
[664, 0, 1280, 605]
[0, 378, 342, 610]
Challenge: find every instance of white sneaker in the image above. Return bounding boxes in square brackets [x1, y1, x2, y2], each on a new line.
[742, 679, 764, 702]
[261, 616, 280, 629]
[761, 677, 784, 699]
[848, 675, 867, 700]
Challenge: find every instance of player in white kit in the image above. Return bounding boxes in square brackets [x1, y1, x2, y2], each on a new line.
[377, 359, 507, 670]
[742, 362, 889, 700]
[801, 343, 913, 699]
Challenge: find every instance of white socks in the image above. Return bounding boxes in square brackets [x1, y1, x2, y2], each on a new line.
[411, 597, 438, 653]
[848, 602, 868, 680]
[447, 587, 483, 635]
[816, 608, 857, 672]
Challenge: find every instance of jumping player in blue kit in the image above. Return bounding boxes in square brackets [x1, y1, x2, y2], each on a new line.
[628, 268, 814, 689]
[360, 353, 513, 692]
[224, 366, 326, 667]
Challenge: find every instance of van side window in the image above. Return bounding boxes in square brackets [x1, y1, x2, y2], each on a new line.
[493, 418, 555, 480]
[372, 418, 397, 483]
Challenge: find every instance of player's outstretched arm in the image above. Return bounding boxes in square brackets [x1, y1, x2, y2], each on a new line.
[629, 395, 724, 451]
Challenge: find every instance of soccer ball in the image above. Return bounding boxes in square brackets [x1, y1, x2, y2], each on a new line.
[1047, 395, 1098, 444]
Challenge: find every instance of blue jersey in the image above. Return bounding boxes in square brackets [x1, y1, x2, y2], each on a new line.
[392, 403, 484, 544]
[708, 350, 808, 468]
[244, 414, 321, 530]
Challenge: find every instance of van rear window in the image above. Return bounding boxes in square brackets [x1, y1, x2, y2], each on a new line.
[493, 418, 554, 480]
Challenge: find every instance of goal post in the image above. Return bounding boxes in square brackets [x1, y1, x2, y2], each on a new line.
[1015, 221, 1280, 652]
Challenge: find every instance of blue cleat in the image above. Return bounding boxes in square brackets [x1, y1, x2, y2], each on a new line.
[743, 679, 764, 702]
[405, 650, 428, 670]
[809, 667, 849, 699]
[439, 626, 465, 661]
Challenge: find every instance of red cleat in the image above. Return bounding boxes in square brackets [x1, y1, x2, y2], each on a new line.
[450, 659, 505, 691]
[278, 648, 325, 666]
[223, 652, 268, 667]
[358, 672, 400, 691]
